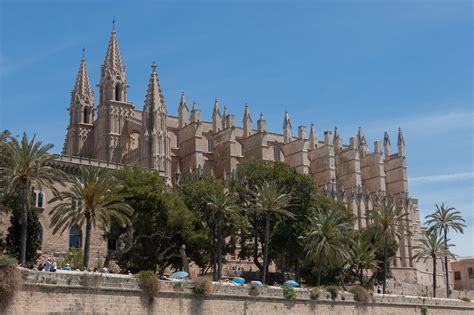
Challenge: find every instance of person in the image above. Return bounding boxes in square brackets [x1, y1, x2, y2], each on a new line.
[377, 286, 382, 294]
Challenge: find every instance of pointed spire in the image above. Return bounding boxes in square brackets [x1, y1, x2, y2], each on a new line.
[212, 98, 221, 133]
[257, 112, 267, 132]
[178, 91, 189, 128]
[73, 48, 94, 103]
[397, 128, 406, 157]
[242, 103, 252, 137]
[103, 23, 125, 79]
[383, 131, 392, 158]
[190, 101, 201, 122]
[222, 106, 228, 129]
[333, 126, 342, 151]
[144, 61, 166, 113]
[357, 127, 368, 156]
[309, 123, 318, 150]
[283, 110, 292, 143]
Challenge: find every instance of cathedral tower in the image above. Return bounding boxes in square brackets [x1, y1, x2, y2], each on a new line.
[141, 62, 171, 178]
[95, 24, 135, 162]
[63, 49, 94, 157]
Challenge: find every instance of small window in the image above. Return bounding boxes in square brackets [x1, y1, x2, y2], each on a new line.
[37, 192, 44, 208]
[69, 225, 82, 249]
[454, 271, 461, 280]
[115, 84, 121, 101]
[469, 267, 474, 279]
[83, 107, 89, 123]
[208, 137, 214, 152]
[274, 146, 281, 161]
[108, 238, 118, 251]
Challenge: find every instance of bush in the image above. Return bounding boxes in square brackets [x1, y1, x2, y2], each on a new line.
[172, 281, 184, 291]
[282, 284, 297, 300]
[44, 277, 57, 285]
[310, 287, 322, 300]
[108, 261, 121, 274]
[421, 305, 428, 315]
[0, 255, 21, 310]
[349, 285, 371, 303]
[193, 277, 214, 295]
[326, 285, 338, 300]
[249, 283, 262, 296]
[135, 271, 161, 301]
[460, 296, 471, 302]
[63, 249, 84, 270]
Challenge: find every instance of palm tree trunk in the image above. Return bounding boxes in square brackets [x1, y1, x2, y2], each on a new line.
[443, 228, 449, 298]
[383, 232, 388, 294]
[19, 182, 28, 265]
[262, 214, 270, 284]
[217, 216, 222, 281]
[83, 217, 92, 268]
[432, 255, 437, 297]
[316, 256, 323, 286]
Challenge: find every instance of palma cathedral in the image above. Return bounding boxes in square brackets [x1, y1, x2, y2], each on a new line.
[12, 25, 437, 286]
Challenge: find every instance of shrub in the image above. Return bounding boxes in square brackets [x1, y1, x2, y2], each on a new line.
[460, 296, 471, 302]
[310, 287, 322, 300]
[421, 305, 428, 315]
[282, 284, 297, 300]
[172, 281, 184, 291]
[135, 271, 161, 301]
[193, 277, 214, 295]
[108, 261, 121, 274]
[249, 283, 262, 296]
[0, 255, 21, 310]
[63, 249, 84, 270]
[349, 285, 371, 303]
[326, 285, 338, 300]
[44, 277, 57, 285]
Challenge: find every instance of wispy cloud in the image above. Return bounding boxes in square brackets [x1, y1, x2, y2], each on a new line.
[410, 171, 474, 184]
[0, 41, 77, 77]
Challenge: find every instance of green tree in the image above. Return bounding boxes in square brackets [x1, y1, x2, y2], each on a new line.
[365, 203, 409, 294]
[49, 167, 133, 268]
[254, 180, 293, 284]
[349, 232, 379, 286]
[303, 208, 353, 286]
[414, 230, 455, 297]
[0, 133, 63, 265]
[115, 166, 206, 274]
[425, 203, 466, 297]
[207, 189, 240, 281]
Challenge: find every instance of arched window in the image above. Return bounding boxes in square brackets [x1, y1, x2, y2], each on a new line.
[69, 225, 82, 249]
[115, 83, 122, 101]
[37, 192, 44, 208]
[208, 137, 214, 152]
[274, 146, 281, 161]
[83, 107, 89, 123]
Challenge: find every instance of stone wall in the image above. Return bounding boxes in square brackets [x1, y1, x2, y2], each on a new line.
[3, 269, 473, 315]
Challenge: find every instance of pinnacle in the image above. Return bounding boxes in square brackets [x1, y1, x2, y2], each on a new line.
[103, 27, 125, 78]
[73, 49, 93, 101]
[398, 127, 405, 145]
[144, 62, 166, 113]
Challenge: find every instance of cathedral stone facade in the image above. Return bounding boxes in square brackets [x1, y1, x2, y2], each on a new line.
[62, 26, 422, 270]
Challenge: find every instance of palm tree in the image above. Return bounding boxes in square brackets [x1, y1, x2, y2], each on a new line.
[350, 233, 379, 286]
[425, 203, 465, 297]
[207, 189, 240, 281]
[254, 180, 293, 284]
[414, 230, 455, 297]
[304, 208, 353, 286]
[365, 203, 409, 294]
[49, 167, 133, 268]
[0, 133, 64, 265]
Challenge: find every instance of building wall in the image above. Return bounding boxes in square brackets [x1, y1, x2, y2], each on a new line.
[451, 257, 474, 291]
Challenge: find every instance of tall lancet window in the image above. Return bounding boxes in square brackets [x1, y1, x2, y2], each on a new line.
[274, 146, 281, 161]
[208, 137, 214, 152]
[83, 107, 89, 123]
[115, 83, 121, 101]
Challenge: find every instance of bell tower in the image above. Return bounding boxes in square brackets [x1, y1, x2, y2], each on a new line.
[63, 49, 94, 157]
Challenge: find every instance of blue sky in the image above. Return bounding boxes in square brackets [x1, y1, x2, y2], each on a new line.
[1, 1, 472, 255]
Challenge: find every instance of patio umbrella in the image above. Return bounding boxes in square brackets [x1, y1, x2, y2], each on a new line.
[233, 277, 246, 284]
[284, 280, 300, 287]
[250, 280, 263, 286]
[172, 271, 189, 279]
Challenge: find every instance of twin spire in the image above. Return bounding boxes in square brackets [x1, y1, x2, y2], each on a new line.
[73, 48, 94, 103]
[102, 24, 126, 80]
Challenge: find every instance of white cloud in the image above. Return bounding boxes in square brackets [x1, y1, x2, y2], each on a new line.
[410, 172, 474, 184]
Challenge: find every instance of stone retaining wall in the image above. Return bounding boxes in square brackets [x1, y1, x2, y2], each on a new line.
[3, 269, 473, 315]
